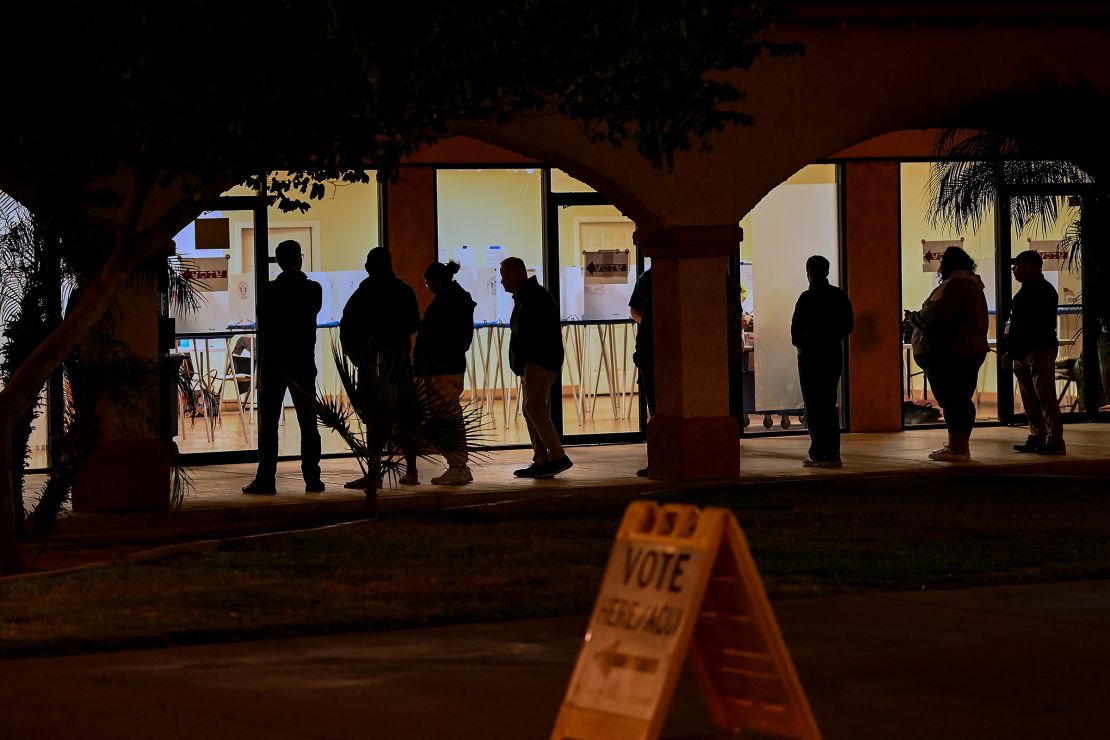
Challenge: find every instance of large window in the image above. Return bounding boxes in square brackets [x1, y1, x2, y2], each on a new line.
[739, 164, 842, 433]
[170, 175, 380, 457]
[0, 192, 48, 470]
[899, 162, 998, 424]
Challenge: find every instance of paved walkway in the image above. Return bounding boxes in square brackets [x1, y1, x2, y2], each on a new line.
[3, 580, 1108, 739]
[17, 423, 1105, 573]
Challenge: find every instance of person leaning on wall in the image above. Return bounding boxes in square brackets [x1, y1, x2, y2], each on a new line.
[413, 260, 477, 485]
[1003, 249, 1065, 455]
[904, 246, 990, 463]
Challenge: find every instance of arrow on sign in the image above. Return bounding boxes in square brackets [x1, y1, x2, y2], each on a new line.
[585, 262, 626, 275]
[594, 640, 661, 678]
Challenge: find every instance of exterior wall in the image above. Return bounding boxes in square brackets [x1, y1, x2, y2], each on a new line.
[844, 162, 904, 432]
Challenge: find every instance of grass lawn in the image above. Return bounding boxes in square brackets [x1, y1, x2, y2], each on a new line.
[2, 475, 1109, 658]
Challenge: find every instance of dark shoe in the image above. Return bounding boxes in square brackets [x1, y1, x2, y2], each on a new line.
[802, 458, 817, 468]
[535, 456, 573, 479]
[344, 473, 381, 490]
[514, 464, 542, 478]
[242, 480, 276, 495]
[1036, 442, 1066, 456]
[400, 472, 420, 486]
[305, 480, 326, 493]
[1013, 437, 1043, 453]
[636, 467, 650, 478]
[813, 458, 843, 469]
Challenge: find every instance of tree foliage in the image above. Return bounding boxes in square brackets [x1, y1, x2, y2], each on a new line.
[2, 1, 799, 212]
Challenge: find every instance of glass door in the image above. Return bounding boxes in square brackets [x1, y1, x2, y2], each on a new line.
[546, 184, 644, 444]
[170, 197, 268, 461]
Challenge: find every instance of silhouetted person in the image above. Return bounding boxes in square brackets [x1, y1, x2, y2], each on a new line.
[791, 255, 853, 468]
[243, 240, 324, 495]
[1004, 250, 1065, 455]
[905, 246, 989, 462]
[501, 257, 572, 479]
[340, 246, 421, 488]
[414, 260, 477, 485]
[629, 267, 654, 477]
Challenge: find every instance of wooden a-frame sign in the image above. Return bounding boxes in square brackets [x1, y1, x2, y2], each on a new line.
[551, 501, 820, 740]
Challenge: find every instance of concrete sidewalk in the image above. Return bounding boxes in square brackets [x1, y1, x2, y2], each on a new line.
[46, 424, 1110, 537]
[2, 580, 1108, 739]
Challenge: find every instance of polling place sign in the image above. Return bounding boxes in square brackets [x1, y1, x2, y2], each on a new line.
[583, 249, 630, 284]
[552, 502, 820, 740]
[921, 238, 964, 272]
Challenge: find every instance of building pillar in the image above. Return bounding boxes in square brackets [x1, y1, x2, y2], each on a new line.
[383, 169, 437, 310]
[636, 225, 741, 480]
[844, 162, 903, 431]
[71, 277, 170, 513]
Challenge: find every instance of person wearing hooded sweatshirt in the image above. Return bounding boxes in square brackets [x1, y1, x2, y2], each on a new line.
[414, 260, 477, 485]
[340, 246, 421, 487]
[905, 246, 990, 462]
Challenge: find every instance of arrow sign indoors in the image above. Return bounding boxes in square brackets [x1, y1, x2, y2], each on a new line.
[594, 640, 661, 678]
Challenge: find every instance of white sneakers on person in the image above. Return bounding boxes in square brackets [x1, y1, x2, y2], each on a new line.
[431, 466, 474, 485]
[928, 445, 971, 462]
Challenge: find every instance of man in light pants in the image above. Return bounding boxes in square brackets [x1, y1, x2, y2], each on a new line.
[1005, 249, 1066, 455]
[500, 257, 573, 479]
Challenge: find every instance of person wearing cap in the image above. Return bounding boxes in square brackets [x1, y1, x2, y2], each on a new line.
[243, 239, 325, 495]
[1004, 249, 1065, 455]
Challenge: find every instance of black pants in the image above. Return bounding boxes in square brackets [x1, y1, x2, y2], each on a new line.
[920, 353, 986, 436]
[634, 351, 656, 417]
[256, 362, 321, 484]
[798, 354, 842, 461]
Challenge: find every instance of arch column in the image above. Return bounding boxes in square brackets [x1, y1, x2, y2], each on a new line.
[636, 225, 741, 481]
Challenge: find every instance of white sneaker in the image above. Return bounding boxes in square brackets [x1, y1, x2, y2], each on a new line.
[928, 446, 971, 462]
[431, 466, 473, 485]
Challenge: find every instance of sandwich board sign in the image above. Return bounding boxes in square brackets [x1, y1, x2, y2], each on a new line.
[551, 501, 820, 740]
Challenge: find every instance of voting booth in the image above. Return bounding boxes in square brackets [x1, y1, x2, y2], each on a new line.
[552, 501, 819, 740]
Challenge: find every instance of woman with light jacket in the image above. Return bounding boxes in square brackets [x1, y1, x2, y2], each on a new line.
[905, 246, 990, 462]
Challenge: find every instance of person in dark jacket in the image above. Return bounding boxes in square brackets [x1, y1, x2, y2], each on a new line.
[339, 247, 421, 488]
[1004, 250, 1065, 455]
[501, 256, 572, 479]
[905, 246, 990, 462]
[629, 268, 654, 477]
[414, 260, 477, 484]
[243, 240, 325, 495]
[790, 255, 854, 468]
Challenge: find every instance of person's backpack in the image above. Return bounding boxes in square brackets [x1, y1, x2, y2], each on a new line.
[902, 399, 940, 425]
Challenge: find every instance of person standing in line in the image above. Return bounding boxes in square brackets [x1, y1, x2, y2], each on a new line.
[790, 255, 854, 468]
[413, 260, 478, 484]
[1004, 250, 1066, 455]
[243, 240, 325, 495]
[339, 246, 421, 488]
[500, 257, 573, 479]
[628, 267, 654, 477]
[905, 246, 990, 462]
